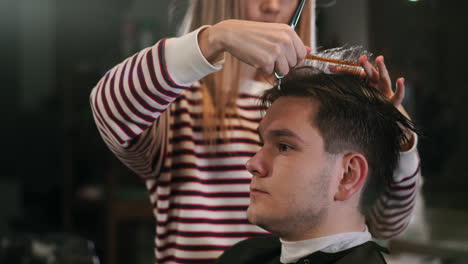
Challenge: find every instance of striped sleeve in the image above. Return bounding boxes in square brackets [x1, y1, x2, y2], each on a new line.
[368, 134, 422, 239]
[89, 26, 222, 178]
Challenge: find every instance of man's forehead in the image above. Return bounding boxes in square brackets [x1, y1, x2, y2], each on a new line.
[259, 101, 317, 137]
[260, 97, 317, 128]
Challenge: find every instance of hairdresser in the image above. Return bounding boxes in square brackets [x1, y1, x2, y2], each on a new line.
[90, 0, 420, 263]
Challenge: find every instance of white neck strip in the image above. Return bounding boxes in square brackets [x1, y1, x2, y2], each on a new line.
[279, 226, 371, 264]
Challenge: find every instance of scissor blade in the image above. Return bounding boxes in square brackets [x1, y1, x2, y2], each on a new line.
[289, 0, 308, 30]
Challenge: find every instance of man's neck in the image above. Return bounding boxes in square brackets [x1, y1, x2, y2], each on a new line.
[281, 209, 366, 242]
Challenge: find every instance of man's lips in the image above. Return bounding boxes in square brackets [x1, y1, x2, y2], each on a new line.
[250, 187, 269, 194]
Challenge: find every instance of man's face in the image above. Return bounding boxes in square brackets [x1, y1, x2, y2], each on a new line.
[246, 96, 339, 240]
[244, 0, 299, 24]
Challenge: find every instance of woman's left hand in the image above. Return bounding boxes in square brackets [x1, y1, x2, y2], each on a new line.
[359, 55, 405, 111]
[359, 55, 414, 151]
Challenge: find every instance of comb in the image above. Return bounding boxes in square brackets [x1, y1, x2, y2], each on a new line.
[305, 54, 361, 67]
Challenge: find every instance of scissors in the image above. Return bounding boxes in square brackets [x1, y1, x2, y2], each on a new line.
[274, 0, 308, 89]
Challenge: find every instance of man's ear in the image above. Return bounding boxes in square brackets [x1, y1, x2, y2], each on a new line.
[334, 153, 368, 201]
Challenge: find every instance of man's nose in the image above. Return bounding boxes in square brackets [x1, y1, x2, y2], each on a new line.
[245, 150, 268, 178]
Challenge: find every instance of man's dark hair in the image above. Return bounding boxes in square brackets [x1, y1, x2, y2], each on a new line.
[261, 66, 417, 216]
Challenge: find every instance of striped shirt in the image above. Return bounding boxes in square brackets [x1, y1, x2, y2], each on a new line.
[90, 27, 421, 264]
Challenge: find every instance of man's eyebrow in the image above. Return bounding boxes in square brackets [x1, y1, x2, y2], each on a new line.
[267, 129, 305, 143]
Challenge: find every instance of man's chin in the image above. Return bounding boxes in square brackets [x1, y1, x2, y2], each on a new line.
[246, 205, 264, 225]
[247, 206, 275, 231]
[246, 206, 256, 224]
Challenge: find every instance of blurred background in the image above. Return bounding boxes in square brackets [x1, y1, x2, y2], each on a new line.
[1, 0, 467, 263]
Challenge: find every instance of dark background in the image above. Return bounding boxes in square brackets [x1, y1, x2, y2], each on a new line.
[1, 0, 467, 263]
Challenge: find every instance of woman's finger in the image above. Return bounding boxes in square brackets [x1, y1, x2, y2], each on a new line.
[284, 38, 298, 68]
[375, 56, 392, 89]
[359, 55, 379, 83]
[291, 35, 307, 65]
[393, 77, 405, 106]
[274, 56, 290, 77]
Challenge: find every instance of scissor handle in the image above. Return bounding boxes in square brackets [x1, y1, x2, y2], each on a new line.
[274, 72, 284, 80]
[275, 0, 308, 88]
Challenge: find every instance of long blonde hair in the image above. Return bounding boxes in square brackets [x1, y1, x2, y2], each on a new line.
[179, 0, 315, 144]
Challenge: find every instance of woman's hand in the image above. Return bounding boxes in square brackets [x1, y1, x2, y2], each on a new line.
[359, 55, 415, 151]
[359, 56, 406, 111]
[198, 19, 308, 76]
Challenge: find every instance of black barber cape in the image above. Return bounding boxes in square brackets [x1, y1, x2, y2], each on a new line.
[215, 235, 388, 264]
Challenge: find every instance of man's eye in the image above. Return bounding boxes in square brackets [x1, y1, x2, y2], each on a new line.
[278, 143, 292, 152]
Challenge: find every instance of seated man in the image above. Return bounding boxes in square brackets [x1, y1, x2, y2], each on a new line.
[215, 63, 418, 264]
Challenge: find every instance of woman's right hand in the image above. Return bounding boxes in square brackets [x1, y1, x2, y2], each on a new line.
[198, 19, 308, 76]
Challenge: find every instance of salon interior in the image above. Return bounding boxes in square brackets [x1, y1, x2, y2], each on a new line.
[1, 0, 467, 263]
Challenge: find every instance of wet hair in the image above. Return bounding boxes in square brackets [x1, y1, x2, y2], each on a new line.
[260, 66, 417, 215]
